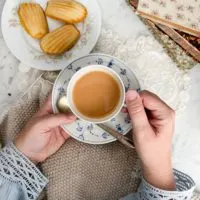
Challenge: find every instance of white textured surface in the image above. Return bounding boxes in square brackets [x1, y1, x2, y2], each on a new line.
[0, 0, 200, 190]
[173, 64, 200, 190]
[0, 0, 42, 112]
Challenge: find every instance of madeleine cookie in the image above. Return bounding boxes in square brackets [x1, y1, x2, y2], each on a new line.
[40, 25, 80, 55]
[45, 0, 87, 23]
[18, 3, 48, 39]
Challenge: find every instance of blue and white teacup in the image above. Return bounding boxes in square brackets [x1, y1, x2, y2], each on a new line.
[66, 65, 125, 123]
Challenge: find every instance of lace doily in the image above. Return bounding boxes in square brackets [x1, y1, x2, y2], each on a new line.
[93, 26, 191, 116]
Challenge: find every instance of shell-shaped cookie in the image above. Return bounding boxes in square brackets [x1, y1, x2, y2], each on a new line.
[40, 25, 80, 55]
[18, 3, 49, 39]
[45, 0, 87, 23]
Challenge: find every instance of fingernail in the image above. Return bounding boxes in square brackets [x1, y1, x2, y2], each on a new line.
[126, 90, 138, 102]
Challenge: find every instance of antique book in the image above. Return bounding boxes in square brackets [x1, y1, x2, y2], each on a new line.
[136, 0, 200, 37]
[129, 0, 200, 62]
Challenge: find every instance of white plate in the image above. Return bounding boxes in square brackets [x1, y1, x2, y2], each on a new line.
[1, 0, 101, 71]
[52, 53, 141, 144]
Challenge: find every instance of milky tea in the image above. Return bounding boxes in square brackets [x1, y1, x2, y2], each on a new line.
[72, 71, 121, 118]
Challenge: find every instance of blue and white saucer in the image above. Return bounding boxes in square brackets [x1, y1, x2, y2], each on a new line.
[52, 53, 140, 144]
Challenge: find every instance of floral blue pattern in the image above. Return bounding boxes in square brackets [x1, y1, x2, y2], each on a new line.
[116, 124, 123, 132]
[124, 115, 131, 124]
[78, 134, 84, 141]
[87, 124, 94, 131]
[120, 68, 126, 75]
[107, 59, 114, 68]
[76, 122, 83, 132]
[52, 54, 140, 144]
[101, 132, 110, 139]
[75, 67, 81, 72]
[58, 87, 65, 96]
[67, 64, 73, 70]
[111, 118, 116, 122]
[96, 58, 104, 65]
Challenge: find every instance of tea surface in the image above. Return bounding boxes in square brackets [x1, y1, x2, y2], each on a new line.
[73, 71, 120, 118]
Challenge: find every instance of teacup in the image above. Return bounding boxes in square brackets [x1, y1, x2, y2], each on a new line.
[66, 65, 125, 123]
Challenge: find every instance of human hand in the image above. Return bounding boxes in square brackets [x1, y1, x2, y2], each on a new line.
[15, 95, 76, 164]
[126, 90, 175, 190]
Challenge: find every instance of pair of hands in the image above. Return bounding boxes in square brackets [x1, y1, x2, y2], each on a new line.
[15, 90, 175, 190]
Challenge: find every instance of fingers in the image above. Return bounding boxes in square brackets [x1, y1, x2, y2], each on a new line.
[41, 94, 53, 114]
[121, 107, 128, 113]
[126, 90, 150, 133]
[140, 90, 174, 120]
[36, 113, 76, 131]
[60, 127, 70, 140]
[34, 94, 53, 117]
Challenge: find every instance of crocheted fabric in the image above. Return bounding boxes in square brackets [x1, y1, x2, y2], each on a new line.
[121, 169, 195, 200]
[138, 170, 195, 199]
[0, 143, 48, 200]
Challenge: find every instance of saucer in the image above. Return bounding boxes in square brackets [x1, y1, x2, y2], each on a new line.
[52, 53, 140, 144]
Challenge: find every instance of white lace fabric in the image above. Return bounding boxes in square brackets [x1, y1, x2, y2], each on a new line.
[138, 170, 195, 199]
[122, 170, 195, 200]
[0, 143, 48, 200]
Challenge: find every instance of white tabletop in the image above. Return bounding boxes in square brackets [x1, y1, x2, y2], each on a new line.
[174, 65, 200, 190]
[1, 0, 200, 190]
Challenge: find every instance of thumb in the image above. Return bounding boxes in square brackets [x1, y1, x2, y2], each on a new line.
[36, 113, 76, 130]
[126, 90, 150, 134]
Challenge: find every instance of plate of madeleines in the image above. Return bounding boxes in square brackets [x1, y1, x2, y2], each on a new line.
[1, 0, 101, 70]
